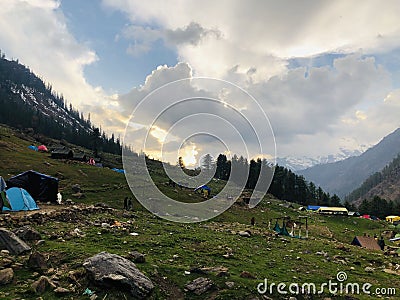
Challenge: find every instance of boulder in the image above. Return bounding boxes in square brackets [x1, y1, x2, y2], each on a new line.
[54, 287, 71, 294]
[128, 251, 146, 263]
[28, 251, 48, 272]
[71, 184, 81, 193]
[185, 277, 214, 295]
[238, 231, 251, 237]
[240, 271, 256, 279]
[0, 268, 13, 285]
[31, 275, 56, 294]
[83, 252, 154, 299]
[13, 225, 42, 241]
[0, 228, 31, 255]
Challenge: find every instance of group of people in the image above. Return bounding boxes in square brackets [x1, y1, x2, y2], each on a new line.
[123, 197, 133, 211]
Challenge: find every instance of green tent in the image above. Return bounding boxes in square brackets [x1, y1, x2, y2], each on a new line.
[273, 222, 290, 236]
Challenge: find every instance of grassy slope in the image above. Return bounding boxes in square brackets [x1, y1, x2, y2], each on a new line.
[1, 124, 400, 300]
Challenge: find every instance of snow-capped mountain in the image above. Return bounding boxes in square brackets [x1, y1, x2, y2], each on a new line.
[276, 148, 366, 171]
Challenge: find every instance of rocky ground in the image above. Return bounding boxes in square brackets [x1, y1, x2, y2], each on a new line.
[1, 203, 400, 300]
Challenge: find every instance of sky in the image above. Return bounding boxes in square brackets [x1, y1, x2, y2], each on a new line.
[1, 0, 400, 166]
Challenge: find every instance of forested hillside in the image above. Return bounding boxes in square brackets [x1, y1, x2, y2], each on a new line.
[0, 54, 121, 155]
[299, 127, 400, 198]
[346, 153, 400, 206]
[214, 154, 341, 206]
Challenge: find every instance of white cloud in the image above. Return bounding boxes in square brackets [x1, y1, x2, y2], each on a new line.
[103, 0, 400, 81]
[0, 0, 113, 128]
[2, 0, 400, 162]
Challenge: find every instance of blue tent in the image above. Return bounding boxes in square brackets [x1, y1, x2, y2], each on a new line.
[307, 205, 324, 211]
[194, 185, 211, 192]
[111, 168, 125, 174]
[3, 187, 39, 211]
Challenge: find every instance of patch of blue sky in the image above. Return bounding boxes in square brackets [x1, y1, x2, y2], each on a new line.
[369, 48, 400, 88]
[60, 0, 177, 93]
[287, 53, 346, 77]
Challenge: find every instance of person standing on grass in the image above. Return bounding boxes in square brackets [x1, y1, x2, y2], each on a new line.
[127, 198, 133, 211]
[124, 197, 128, 210]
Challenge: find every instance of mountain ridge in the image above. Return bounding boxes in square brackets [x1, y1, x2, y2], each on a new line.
[298, 127, 400, 198]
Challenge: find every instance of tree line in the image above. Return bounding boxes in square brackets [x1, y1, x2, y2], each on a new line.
[346, 153, 400, 203]
[212, 154, 342, 206]
[0, 54, 122, 156]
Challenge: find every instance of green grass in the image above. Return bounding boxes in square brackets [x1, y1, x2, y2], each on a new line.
[1, 124, 400, 299]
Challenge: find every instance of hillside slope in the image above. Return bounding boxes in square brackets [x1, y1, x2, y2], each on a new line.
[1, 124, 400, 299]
[299, 127, 400, 198]
[346, 154, 400, 204]
[0, 56, 121, 155]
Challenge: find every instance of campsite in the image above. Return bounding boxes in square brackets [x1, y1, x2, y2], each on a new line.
[1, 126, 400, 299]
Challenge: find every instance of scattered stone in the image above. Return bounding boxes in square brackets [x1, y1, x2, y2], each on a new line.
[316, 251, 328, 257]
[83, 252, 154, 299]
[28, 251, 48, 272]
[0, 257, 13, 268]
[71, 184, 81, 193]
[54, 287, 71, 294]
[185, 277, 214, 295]
[240, 271, 256, 279]
[13, 225, 42, 241]
[225, 281, 235, 288]
[336, 244, 349, 252]
[71, 192, 85, 199]
[94, 203, 110, 208]
[36, 240, 45, 246]
[365, 267, 374, 273]
[31, 276, 56, 294]
[128, 251, 146, 263]
[238, 230, 251, 237]
[383, 269, 400, 275]
[0, 228, 31, 255]
[0, 268, 14, 285]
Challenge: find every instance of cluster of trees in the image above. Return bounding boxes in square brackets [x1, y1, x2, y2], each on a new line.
[356, 196, 400, 219]
[346, 153, 400, 203]
[213, 154, 341, 206]
[0, 55, 122, 156]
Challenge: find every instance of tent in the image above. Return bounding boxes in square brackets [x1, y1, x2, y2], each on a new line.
[351, 236, 381, 251]
[28, 145, 38, 151]
[73, 152, 87, 162]
[317, 207, 348, 215]
[194, 185, 211, 192]
[0, 176, 6, 192]
[3, 187, 39, 211]
[386, 216, 400, 223]
[38, 145, 48, 152]
[0, 176, 11, 210]
[111, 168, 125, 174]
[51, 147, 73, 159]
[273, 221, 290, 236]
[6, 170, 59, 203]
[307, 205, 324, 211]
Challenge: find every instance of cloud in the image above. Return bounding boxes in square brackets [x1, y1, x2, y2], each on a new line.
[2, 0, 400, 163]
[117, 53, 393, 161]
[0, 0, 114, 127]
[120, 22, 222, 58]
[103, 0, 400, 81]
